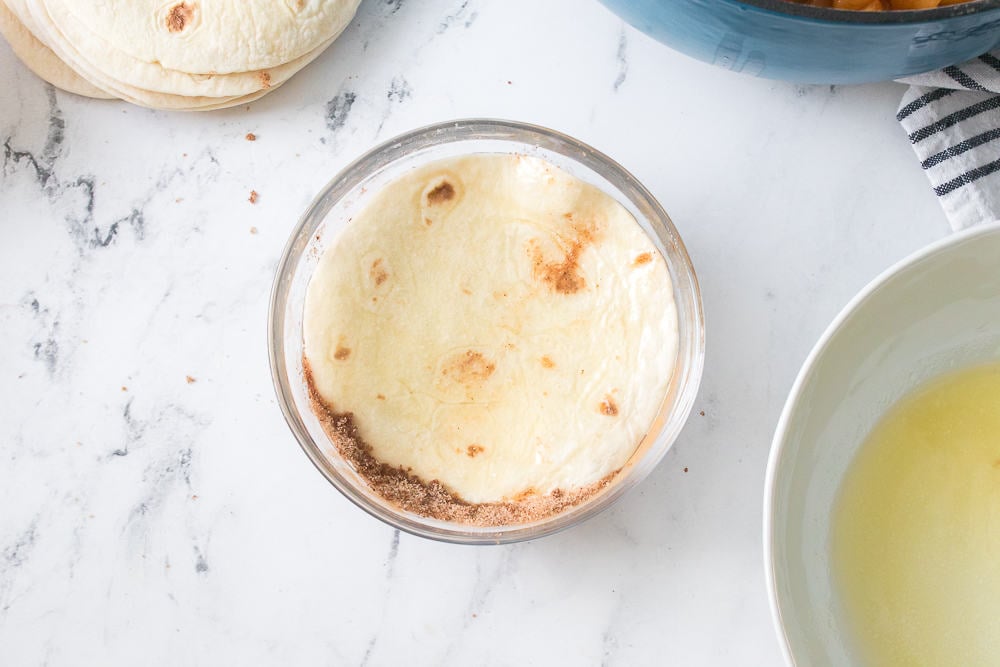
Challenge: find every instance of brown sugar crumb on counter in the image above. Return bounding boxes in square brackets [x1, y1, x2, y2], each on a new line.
[245, 132, 257, 141]
[466, 444, 485, 458]
[699, 411, 705, 417]
[185, 375, 196, 384]
[540, 356, 555, 369]
[683, 467, 689, 473]
[599, 396, 619, 416]
[426, 181, 455, 205]
[633, 252, 652, 266]
[248, 190, 259, 204]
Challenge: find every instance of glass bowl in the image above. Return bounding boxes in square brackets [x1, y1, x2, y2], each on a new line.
[268, 119, 705, 544]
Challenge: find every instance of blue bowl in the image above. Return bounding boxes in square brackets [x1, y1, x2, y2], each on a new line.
[599, 0, 1000, 83]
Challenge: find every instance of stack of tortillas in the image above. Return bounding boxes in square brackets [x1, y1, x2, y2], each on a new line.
[0, 0, 361, 110]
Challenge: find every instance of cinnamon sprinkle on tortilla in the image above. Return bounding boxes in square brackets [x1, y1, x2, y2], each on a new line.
[304, 359, 618, 526]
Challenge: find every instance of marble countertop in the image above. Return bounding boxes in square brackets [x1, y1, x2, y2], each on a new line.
[0, 0, 949, 664]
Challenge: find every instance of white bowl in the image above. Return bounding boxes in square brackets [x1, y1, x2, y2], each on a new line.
[764, 222, 1000, 665]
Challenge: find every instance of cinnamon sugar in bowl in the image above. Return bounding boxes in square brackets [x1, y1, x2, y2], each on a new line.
[269, 120, 704, 544]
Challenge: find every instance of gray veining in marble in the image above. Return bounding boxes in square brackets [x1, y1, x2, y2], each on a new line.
[0, 0, 948, 664]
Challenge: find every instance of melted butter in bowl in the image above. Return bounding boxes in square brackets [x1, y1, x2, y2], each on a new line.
[302, 154, 679, 526]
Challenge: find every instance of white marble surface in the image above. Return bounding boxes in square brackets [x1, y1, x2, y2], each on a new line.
[0, 1, 949, 664]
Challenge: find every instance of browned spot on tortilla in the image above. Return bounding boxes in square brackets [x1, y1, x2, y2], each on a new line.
[165, 3, 195, 32]
[599, 395, 619, 416]
[512, 488, 537, 502]
[633, 252, 652, 267]
[466, 444, 485, 458]
[334, 345, 351, 360]
[540, 356, 555, 369]
[370, 258, 388, 286]
[426, 181, 455, 205]
[441, 350, 495, 386]
[258, 71, 271, 89]
[530, 222, 598, 295]
[424, 217, 433, 226]
[376, 394, 386, 400]
[993, 458, 1000, 469]
[461, 287, 472, 295]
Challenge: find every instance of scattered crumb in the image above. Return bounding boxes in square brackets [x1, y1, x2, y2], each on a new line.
[191, 495, 199, 500]
[245, 132, 257, 141]
[250, 226, 258, 235]
[175, 197, 184, 203]
[472, 613, 478, 618]
[699, 410, 705, 417]
[248, 190, 259, 204]
[185, 375, 196, 384]
[683, 467, 689, 473]
[121, 386, 128, 392]
[506, 80, 512, 85]
[182, 153, 187, 157]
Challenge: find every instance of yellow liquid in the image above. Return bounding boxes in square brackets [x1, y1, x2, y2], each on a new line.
[833, 362, 1000, 666]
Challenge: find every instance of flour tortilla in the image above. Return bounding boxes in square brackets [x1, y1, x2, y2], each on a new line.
[44, 0, 361, 75]
[0, 0, 112, 98]
[39, 0, 340, 98]
[20, 0, 266, 110]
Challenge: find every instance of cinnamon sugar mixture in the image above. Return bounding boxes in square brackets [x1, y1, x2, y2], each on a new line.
[307, 364, 618, 526]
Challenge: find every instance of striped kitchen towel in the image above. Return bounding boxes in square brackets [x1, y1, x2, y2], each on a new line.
[897, 52, 1000, 231]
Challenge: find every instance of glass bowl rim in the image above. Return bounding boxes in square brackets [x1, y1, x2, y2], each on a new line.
[268, 118, 706, 545]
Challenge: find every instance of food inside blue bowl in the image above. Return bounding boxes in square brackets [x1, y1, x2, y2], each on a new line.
[792, 0, 973, 9]
[599, 0, 1000, 83]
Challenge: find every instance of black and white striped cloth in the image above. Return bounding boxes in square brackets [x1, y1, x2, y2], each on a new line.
[898, 52, 1000, 231]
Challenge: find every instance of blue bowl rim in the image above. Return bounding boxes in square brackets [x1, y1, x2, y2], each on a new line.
[740, 0, 1000, 23]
